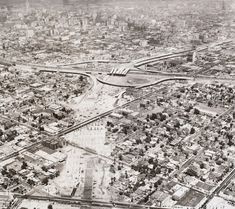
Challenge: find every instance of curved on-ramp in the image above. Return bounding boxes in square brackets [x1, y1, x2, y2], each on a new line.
[136, 77, 191, 89]
[96, 76, 191, 89]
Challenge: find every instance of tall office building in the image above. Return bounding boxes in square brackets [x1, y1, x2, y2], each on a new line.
[25, 0, 30, 13]
[222, 0, 226, 10]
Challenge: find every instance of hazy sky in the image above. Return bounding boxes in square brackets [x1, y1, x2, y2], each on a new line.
[1, 0, 234, 13]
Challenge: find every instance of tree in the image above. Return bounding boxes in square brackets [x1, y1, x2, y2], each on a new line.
[150, 113, 157, 120]
[190, 127, 196, 135]
[145, 136, 151, 143]
[185, 106, 193, 112]
[125, 171, 128, 179]
[139, 149, 144, 156]
[200, 163, 205, 169]
[109, 165, 115, 173]
[2, 184, 7, 189]
[174, 120, 180, 128]
[136, 139, 142, 144]
[1, 168, 8, 176]
[39, 126, 44, 131]
[208, 101, 213, 107]
[122, 127, 128, 135]
[107, 121, 114, 127]
[148, 158, 154, 164]
[48, 204, 53, 209]
[27, 179, 35, 186]
[49, 174, 54, 179]
[79, 76, 84, 82]
[140, 103, 145, 108]
[55, 171, 60, 177]
[228, 140, 234, 146]
[112, 128, 119, 133]
[73, 89, 80, 97]
[159, 113, 167, 121]
[155, 167, 161, 174]
[21, 161, 28, 170]
[194, 108, 200, 115]
[118, 154, 123, 161]
[230, 163, 234, 169]
[216, 160, 222, 165]
[42, 177, 49, 185]
[154, 179, 162, 188]
[41, 166, 48, 172]
[0, 129, 3, 137]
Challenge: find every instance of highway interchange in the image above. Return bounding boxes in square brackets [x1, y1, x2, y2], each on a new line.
[1, 39, 235, 209]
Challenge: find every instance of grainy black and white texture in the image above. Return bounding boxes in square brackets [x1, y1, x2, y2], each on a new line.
[0, 1, 234, 209]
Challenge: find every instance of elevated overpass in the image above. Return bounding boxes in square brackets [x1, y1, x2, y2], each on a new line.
[1, 39, 232, 77]
[133, 49, 192, 68]
[133, 39, 232, 68]
[57, 59, 129, 67]
[109, 39, 233, 76]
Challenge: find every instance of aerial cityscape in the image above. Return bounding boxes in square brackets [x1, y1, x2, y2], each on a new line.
[0, 0, 234, 209]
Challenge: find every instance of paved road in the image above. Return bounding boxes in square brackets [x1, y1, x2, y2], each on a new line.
[200, 169, 235, 209]
[2, 39, 234, 209]
[59, 86, 166, 136]
[0, 69, 172, 165]
[83, 158, 95, 200]
[133, 39, 232, 67]
[0, 141, 42, 163]
[138, 105, 235, 205]
[3, 39, 232, 74]
[13, 194, 172, 209]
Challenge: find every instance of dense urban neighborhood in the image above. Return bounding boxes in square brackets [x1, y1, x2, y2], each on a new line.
[0, 0, 234, 209]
